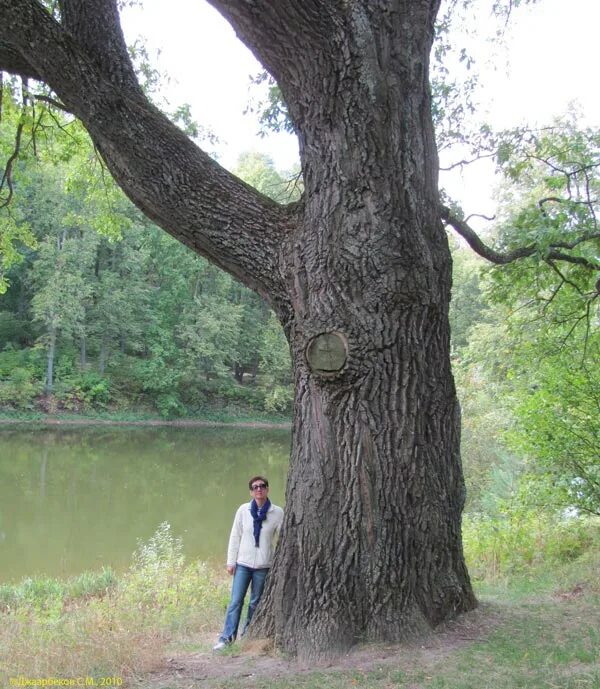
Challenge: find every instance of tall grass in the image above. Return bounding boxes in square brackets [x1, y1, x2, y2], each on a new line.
[0, 523, 229, 683]
[463, 510, 600, 589]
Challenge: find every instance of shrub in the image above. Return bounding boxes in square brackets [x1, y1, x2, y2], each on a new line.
[463, 510, 600, 583]
[0, 524, 229, 679]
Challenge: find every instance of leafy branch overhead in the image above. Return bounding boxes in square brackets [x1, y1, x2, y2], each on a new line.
[0, 0, 296, 312]
[443, 118, 600, 333]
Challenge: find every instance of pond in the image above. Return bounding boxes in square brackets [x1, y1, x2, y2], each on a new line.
[0, 424, 290, 583]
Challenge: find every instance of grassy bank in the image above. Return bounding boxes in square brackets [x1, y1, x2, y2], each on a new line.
[203, 542, 600, 689]
[0, 408, 291, 427]
[1, 520, 598, 688]
[0, 524, 230, 684]
[214, 583, 599, 689]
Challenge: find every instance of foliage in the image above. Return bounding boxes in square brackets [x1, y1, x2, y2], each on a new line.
[0, 347, 42, 407]
[502, 332, 599, 515]
[449, 243, 489, 351]
[0, 81, 38, 292]
[0, 568, 117, 614]
[463, 509, 599, 583]
[0, 97, 294, 418]
[245, 72, 294, 138]
[488, 115, 600, 325]
[464, 117, 600, 516]
[456, 296, 599, 517]
[446, 116, 600, 520]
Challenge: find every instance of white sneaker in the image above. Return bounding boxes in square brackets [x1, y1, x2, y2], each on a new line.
[212, 640, 228, 651]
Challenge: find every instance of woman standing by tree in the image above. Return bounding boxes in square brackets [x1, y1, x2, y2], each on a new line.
[213, 476, 283, 651]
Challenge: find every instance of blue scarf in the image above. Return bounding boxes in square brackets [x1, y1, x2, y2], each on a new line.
[250, 498, 271, 547]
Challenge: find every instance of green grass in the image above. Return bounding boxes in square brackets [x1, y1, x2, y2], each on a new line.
[0, 408, 291, 425]
[206, 592, 600, 689]
[434, 601, 599, 689]
[193, 546, 600, 689]
[0, 568, 118, 612]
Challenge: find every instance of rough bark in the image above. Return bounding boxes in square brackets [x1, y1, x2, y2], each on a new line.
[0, 0, 476, 660]
[236, 0, 476, 657]
[255, 306, 474, 656]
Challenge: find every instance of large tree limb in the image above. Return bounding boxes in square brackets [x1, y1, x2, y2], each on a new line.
[58, 0, 142, 95]
[206, 1, 337, 86]
[0, 43, 41, 81]
[441, 205, 600, 272]
[0, 0, 292, 305]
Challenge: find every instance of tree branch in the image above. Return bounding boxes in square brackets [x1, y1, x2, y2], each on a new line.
[0, 0, 293, 306]
[441, 205, 600, 271]
[439, 150, 497, 171]
[0, 117, 23, 209]
[0, 80, 29, 210]
[545, 259, 584, 296]
[0, 43, 41, 81]
[33, 94, 71, 113]
[59, 0, 142, 95]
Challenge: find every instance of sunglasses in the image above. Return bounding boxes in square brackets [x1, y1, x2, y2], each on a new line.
[251, 483, 268, 490]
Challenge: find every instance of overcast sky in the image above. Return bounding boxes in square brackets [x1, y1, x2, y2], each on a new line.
[121, 0, 600, 217]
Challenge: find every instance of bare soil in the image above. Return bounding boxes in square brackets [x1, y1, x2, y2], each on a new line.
[145, 603, 502, 689]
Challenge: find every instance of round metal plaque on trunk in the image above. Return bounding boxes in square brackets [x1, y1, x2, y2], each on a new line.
[306, 332, 348, 376]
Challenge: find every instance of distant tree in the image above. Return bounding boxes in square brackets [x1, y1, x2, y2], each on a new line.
[20, 163, 94, 391]
[230, 153, 298, 385]
[449, 244, 488, 352]
[507, 331, 599, 516]
[31, 232, 93, 392]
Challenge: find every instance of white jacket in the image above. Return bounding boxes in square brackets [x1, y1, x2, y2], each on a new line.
[226, 501, 284, 569]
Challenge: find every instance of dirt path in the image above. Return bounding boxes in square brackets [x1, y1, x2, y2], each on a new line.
[145, 604, 501, 689]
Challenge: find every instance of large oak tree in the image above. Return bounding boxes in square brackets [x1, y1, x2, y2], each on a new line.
[4, 0, 596, 661]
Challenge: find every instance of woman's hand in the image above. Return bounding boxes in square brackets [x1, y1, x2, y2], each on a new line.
[227, 565, 236, 575]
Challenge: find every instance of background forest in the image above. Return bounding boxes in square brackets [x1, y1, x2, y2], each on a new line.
[0, 87, 298, 419]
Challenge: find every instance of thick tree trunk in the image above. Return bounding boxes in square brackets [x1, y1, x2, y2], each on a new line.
[0, 0, 476, 661]
[249, 1, 476, 658]
[252, 156, 477, 655]
[253, 305, 475, 657]
[98, 337, 107, 376]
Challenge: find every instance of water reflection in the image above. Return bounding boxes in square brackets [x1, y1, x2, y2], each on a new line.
[0, 425, 290, 582]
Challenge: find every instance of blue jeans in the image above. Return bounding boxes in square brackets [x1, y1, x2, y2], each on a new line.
[219, 564, 269, 643]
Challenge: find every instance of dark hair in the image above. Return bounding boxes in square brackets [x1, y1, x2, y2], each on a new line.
[248, 475, 269, 489]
